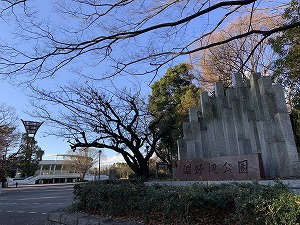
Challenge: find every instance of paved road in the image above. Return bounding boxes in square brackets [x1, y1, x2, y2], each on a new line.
[0, 183, 76, 225]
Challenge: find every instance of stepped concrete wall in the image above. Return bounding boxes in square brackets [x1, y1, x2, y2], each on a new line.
[178, 73, 300, 178]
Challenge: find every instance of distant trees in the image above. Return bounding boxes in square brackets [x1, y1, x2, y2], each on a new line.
[111, 162, 134, 179]
[66, 147, 99, 181]
[0, 103, 19, 156]
[148, 63, 202, 167]
[191, 12, 280, 91]
[27, 63, 203, 179]
[0, 103, 20, 186]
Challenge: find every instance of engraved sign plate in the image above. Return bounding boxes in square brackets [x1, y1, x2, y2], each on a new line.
[176, 153, 264, 180]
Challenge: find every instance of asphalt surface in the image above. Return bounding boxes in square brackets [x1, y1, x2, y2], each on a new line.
[0, 183, 75, 225]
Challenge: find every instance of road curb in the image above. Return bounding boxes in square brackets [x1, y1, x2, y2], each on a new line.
[45, 209, 143, 225]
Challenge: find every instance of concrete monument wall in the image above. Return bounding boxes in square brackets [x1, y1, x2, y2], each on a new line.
[177, 73, 300, 179]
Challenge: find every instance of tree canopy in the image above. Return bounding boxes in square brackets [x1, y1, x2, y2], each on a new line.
[0, 103, 20, 154]
[192, 12, 279, 91]
[148, 63, 201, 166]
[269, 0, 300, 110]
[269, 0, 300, 151]
[29, 83, 162, 180]
[7, 133, 44, 178]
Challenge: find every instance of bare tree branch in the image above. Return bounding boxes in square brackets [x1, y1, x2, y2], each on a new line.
[0, 0, 26, 16]
[28, 83, 160, 179]
[2, 0, 293, 81]
[0, 103, 20, 154]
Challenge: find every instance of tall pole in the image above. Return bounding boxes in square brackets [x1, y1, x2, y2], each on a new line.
[21, 120, 43, 177]
[1, 147, 8, 188]
[98, 150, 102, 180]
[1, 154, 4, 188]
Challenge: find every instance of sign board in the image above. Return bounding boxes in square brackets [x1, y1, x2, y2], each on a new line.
[156, 162, 168, 170]
[155, 162, 169, 178]
[176, 153, 264, 181]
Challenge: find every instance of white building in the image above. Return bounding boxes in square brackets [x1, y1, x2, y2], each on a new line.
[8, 154, 108, 185]
[34, 156, 81, 184]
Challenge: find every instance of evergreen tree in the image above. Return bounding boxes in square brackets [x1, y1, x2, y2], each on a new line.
[270, 0, 300, 109]
[269, 0, 300, 151]
[10, 133, 44, 177]
[148, 63, 202, 167]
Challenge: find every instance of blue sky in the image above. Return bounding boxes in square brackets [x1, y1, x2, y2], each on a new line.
[0, 1, 70, 158]
[0, 50, 159, 164]
[0, 0, 287, 163]
[0, 0, 172, 164]
[0, 63, 147, 164]
[0, 81, 70, 154]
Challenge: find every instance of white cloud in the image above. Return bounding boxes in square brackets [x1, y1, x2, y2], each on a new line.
[102, 155, 125, 165]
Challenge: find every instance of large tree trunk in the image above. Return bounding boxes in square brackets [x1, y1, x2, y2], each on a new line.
[125, 156, 150, 181]
[120, 147, 151, 181]
[134, 162, 150, 181]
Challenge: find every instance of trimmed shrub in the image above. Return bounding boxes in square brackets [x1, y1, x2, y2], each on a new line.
[72, 180, 300, 225]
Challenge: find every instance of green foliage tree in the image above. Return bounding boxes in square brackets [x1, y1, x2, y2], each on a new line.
[269, 0, 300, 151]
[9, 133, 44, 178]
[269, 0, 300, 109]
[148, 63, 202, 167]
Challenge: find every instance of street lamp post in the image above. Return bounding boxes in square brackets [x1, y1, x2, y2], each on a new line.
[1, 154, 4, 189]
[1, 147, 9, 188]
[98, 150, 102, 180]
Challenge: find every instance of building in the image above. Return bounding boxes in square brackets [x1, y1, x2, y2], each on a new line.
[34, 154, 81, 184]
[8, 154, 108, 185]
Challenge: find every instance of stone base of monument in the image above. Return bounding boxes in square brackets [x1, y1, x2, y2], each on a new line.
[145, 179, 300, 195]
[176, 153, 265, 181]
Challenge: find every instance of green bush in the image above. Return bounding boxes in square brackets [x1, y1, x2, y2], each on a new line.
[72, 180, 300, 225]
[234, 183, 300, 225]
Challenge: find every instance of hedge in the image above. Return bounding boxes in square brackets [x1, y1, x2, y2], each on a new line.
[71, 180, 300, 225]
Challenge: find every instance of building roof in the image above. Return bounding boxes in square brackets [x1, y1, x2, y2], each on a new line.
[39, 159, 72, 165]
